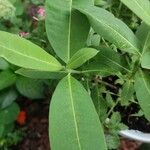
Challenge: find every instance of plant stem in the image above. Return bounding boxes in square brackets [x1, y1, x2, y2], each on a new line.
[107, 98, 120, 117]
[98, 80, 117, 90]
[86, 78, 91, 95]
[103, 91, 120, 97]
[65, 69, 82, 74]
[101, 38, 109, 47]
[116, 2, 122, 18]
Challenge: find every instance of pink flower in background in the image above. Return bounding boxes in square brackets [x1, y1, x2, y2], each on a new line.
[27, 5, 45, 21]
[19, 32, 29, 37]
[37, 6, 45, 17]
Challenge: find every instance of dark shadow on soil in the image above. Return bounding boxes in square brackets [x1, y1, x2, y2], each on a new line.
[12, 97, 50, 150]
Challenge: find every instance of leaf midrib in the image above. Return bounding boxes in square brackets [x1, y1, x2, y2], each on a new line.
[68, 75, 82, 150]
[67, 0, 73, 63]
[101, 53, 131, 72]
[94, 16, 141, 55]
[0, 44, 61, 69]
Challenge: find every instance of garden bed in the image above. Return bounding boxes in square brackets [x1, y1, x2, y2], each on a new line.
[12, 98, 50, 150]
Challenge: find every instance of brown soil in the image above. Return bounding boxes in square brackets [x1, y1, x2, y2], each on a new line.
[12, 98, 50, 150]
[116, 104, 150, 133]
[119, 138, 142, 150]
[103, 76, 150, 133]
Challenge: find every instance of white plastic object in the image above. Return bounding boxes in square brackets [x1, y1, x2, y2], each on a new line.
[119, 130, 150, 143]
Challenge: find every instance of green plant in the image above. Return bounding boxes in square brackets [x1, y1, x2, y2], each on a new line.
[0, 0, 15, 19]
[0, 0, 150, 150]
[0, 102, 20, 149]
[0, 1, 51, 148]
[0, 58, 20, 147]
[0, 128, 24, 150]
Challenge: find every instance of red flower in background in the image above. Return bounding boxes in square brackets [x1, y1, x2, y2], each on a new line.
[16, 111, 27, 125]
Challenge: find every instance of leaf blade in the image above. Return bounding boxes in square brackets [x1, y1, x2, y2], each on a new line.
[141, 51, 150, 69]
[134, 70, 150, 121]
[121, 80, 134, 106]
[0, 70, 16, 91]
[0, 31, 63, 71]
[136, 23, 150, 54]
[75, 5, 141, 55]
[16, 76, 45, 99]
[67, 48, 98, 69]
[15, 68, 66, 79]
[45, 0, 93, 63]
[0, 102, 20, 125]
[50, 75, 107, 150]
[82, 47, 129, 76]
[0, 58, 9, 70]
[121, 0, 150, 26]
[0, 89, 18, 109]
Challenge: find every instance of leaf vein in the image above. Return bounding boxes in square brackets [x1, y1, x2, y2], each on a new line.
[68, 75, 82, 150]
[0, 44, 60, 68]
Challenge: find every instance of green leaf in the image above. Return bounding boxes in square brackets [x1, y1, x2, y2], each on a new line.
[45, 0, 93, 63]
[67, 48, 98, 69]
[106, 112, 128, 132]
[82, 47, 129, 76]
[75, 5, 141, 55]
[9, 0, 17, 4]
[0, 125, 4, 137]
[134, 70, 150, 121]
[120, 0, 150, 26]
[0, 102, 20, 125]
[105, 134, 120, 150]
[0, 70, 16, 91]
[111, 112, 121, 125]
[1, 123, 15, 137]
[0, 0, 15, 19]
[141, 51, 150, 69]
[15, 68, 66, 79]
[106, 93, 115, 108]
[50, 75, 107, 150]
[0, 58, 9, 70]
[0, 31, 63, 71]
[91, 85, 108, 121]
[0, 89, 18, 109]
[87, 31, 101, 47]
[137, 23, 150, 69]
[16, 76, 45, 99]
[94, 0, 108, 7]
[136, 23, 150, 54]
[120, 80, 134, 106]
